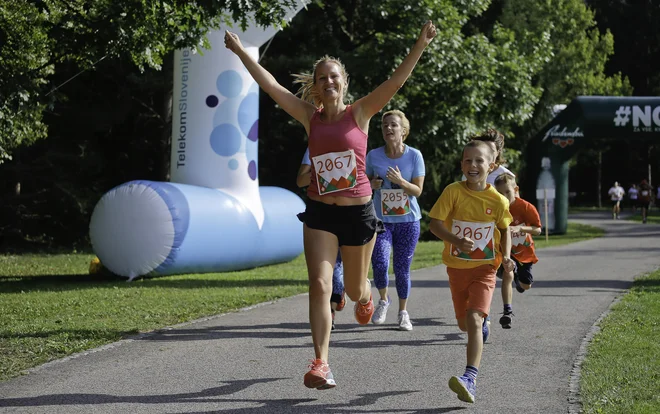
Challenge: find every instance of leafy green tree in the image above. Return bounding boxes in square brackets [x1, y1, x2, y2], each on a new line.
[497, 0, 632, 155]
[0, 0, 299, 163]
[260, 0, 547, 200]
[0, 2, 52, 162]
[587, 1, 659, 196]
[0, 0, 299, 250]
[588, 0, 659, 96]
[0, 0, 641, 248]
[259, 0, 633, 237]
[496, 0, 633, 201]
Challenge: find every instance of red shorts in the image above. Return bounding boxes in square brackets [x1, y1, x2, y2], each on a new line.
[447, 265, 496, 319]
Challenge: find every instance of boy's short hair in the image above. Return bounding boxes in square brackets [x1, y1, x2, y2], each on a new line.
[494, 173, 516, 187]
[462, 140, 496, 161]
[470, 129, 505, 165]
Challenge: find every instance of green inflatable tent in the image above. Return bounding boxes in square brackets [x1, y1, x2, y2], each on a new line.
[524, 95, 660, 234]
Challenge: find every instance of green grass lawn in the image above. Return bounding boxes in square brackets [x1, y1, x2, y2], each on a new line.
[569, 205, 660, 224]
[580, 269, 660, 413]
[0, 221, 601, 381]
[568, 206, 610, 212]
[534, 222, 605, 249]
[626, 209, 660, 224]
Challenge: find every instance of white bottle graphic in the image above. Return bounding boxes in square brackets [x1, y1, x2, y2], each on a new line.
[536, 157, 556, 231]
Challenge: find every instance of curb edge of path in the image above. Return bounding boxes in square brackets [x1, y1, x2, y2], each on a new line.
[9, 267, 436, 382]
[13, 293, 310, 379]
[567, 291, 628, 414]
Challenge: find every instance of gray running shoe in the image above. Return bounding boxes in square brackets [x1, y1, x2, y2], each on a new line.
[398, 310, 413, 331]
[371, 296, 390, 324]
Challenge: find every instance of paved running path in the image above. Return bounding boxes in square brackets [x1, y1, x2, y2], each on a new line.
[1, 212, 659, 413]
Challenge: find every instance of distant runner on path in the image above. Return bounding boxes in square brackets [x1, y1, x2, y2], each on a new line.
[607, 181, 625, 220]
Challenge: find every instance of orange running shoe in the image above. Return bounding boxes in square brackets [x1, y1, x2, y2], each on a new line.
[354, 286, 374, 325]
[303, 359, 336, 390]
[336, 291, 346, 312]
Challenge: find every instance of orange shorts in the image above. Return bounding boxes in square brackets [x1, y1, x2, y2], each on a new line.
[447, 265, 496, 319]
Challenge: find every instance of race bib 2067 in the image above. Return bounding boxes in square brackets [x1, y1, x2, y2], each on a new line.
[450, 219, 495, 261]
[312, 150, 357, 195]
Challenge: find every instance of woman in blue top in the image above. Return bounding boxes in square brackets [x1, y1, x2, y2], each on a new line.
[366, 110, 425, 330]
[298, 149, 346, 330]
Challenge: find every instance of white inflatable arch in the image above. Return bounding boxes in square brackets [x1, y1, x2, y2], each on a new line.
[90, 4, 307, 280]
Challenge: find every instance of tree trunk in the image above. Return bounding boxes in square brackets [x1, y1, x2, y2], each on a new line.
[648, 145, 653, 187]
[13, 149, 21, 196]
[159, 51, 174, 182]
[597, 150, 602, 208]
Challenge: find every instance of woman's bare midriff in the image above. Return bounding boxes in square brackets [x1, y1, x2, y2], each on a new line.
[308, 193, 372, 206]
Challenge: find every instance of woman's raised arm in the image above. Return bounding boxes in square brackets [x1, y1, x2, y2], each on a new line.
[353, 21, 437, 127]
[224, 31, 316, 134]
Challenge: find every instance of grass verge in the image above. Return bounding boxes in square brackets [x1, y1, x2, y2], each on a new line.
[626, 209, 660, 224]
[580, 269, 660, 413]
[1, 221, 601, 381]
[569, 206, 660, 224]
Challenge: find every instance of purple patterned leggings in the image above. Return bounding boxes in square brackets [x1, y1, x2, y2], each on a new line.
[330, 252, 344, 304]
[371, 221, 420, 299]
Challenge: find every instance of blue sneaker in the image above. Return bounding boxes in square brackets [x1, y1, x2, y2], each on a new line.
[495, 266, 504, 279]
[482, 316, 491, 343]
[513, 272, 525, 293]
[448, 375, 476, 403]
[499, 311, 514, 329]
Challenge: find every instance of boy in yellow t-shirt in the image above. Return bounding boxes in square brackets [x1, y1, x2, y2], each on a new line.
[429, 139, 514, 404]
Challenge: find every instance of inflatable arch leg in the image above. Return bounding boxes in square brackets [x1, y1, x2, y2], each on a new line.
[90, 181, 304, 279]
[90, 6, 307, 280]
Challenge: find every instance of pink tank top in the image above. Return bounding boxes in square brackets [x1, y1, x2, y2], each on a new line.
[307, 105, 371, 198]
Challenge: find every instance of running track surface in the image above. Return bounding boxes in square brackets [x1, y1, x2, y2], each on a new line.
[1, 212, 659, 413]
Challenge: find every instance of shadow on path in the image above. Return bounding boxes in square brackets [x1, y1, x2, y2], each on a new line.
[0, 378, 466, 413]
[136, 318, 462, 348]
[414, 279, 632, 290]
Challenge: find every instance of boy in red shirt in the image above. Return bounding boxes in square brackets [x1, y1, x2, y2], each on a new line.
[494, 173, 541, 329]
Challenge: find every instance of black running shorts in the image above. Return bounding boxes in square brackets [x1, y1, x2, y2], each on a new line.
[298, 199, 384, 246]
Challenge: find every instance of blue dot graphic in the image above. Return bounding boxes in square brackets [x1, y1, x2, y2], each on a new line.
[246, 140, 258, 167]
[248, 161, 257, 181]
[238, 93, 258, 136]
[210, 124, 242, 157]
[228, 159, 239, 170]
[206, 95, 219, 107]
[217, 70, 243, 98]
[213, 98, 239, 128]
[247, 120, 258, 142]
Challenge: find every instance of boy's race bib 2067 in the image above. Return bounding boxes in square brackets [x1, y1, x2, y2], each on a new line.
[450, 219, 495, 260]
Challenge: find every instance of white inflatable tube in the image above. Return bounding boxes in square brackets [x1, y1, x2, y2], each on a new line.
[90, 180, 304, 280]
[90, 2, 308, 279]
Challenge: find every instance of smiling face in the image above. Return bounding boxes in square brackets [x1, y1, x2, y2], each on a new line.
[461, 142, 495, 188]
[314, 61, 346, 103]
[381, 114, 406, 145]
